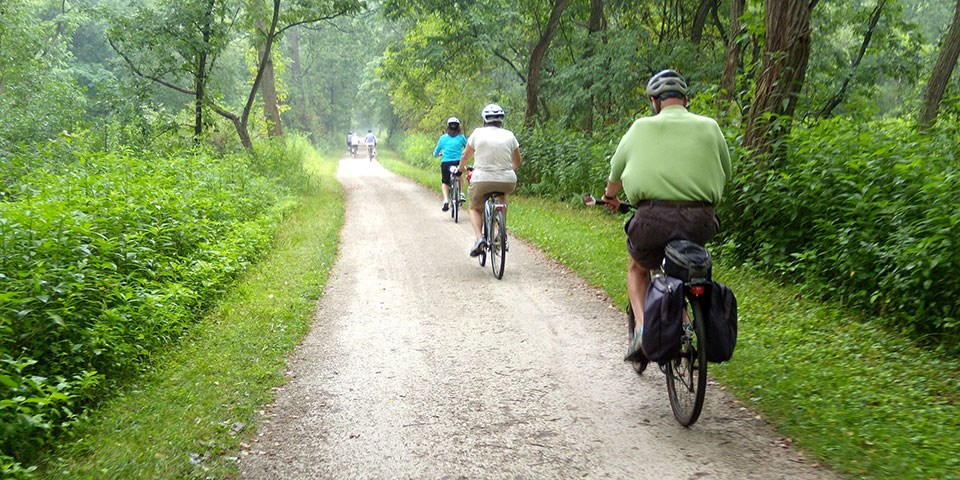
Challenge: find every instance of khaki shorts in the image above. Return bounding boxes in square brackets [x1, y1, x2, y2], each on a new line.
[469, 181, 516, 208]
[625, 200, 719, 269]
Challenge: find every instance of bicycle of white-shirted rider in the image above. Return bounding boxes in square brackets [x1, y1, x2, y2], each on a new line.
[584, 193, 711, 426]
[462, 167, 508, 279]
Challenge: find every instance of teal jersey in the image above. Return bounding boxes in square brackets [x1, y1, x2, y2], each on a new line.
[433, 133, 467, 162]
[609, 105, 732, 205]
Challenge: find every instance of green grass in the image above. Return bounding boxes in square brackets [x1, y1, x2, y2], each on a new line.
[34, 150, 344, 479]
[381, 154, 960, 480]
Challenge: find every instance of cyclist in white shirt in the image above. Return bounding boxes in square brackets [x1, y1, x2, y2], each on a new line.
[364, 130, 377, 158]
[457, 104, 522, 257]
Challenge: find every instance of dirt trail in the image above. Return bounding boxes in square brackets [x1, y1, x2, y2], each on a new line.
[240, 156, 837, 479]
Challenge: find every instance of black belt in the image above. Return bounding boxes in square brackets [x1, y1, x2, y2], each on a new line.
[636, 199, 712, 209]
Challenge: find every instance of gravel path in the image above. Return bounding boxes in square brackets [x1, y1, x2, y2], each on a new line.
[240, 156, 838, 479]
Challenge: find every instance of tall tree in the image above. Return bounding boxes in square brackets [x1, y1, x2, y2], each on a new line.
[720, 0, 745, 102]
[107, 0, 232, 140]
[743, 0, 818, 159]
[817, 0, 886, 118]
[110, 0, 360, 149]
[919, 0, 960, 128]
[691, 0, 718, 45]
[255, 13, 285, 137]
[582, 0, 605, 132]
[524, 0, 570, 128]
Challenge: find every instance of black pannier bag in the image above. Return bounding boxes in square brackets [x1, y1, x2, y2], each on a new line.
[642, 275, 684, 362]
[663, 239, 712, 282]
[706, 281, 738, 363]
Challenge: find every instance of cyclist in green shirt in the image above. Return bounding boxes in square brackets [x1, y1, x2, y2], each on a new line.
[602, 70, 732, 366]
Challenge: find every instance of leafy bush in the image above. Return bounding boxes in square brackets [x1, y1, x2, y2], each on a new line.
[516, 126, 619, 202]
[723, 117, 960, 348]
[397, 131, 436, 169]
[0, 133, 307, 467]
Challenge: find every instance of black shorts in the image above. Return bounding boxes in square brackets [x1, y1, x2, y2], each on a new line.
[440, 161, 459, 184]
[625, 200, 719, 269]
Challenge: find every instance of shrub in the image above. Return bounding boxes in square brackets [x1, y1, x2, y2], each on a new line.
[723, 117, 960, 348]
[397, 131, 437, 169]
[0, 133, 308, 466]
[516, 126, 617, 202]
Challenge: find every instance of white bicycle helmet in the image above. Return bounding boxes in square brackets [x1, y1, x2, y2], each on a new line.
[481, 103, 505, 123]
[645, 69, 688, 98]
[447, 116, 460, 126]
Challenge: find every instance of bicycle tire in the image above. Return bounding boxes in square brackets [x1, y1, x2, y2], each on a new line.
[665, 296, 708, 427]
[450, 180, 459, 222]
[478, 207, 487, 267]
[490, 209, 506, 279]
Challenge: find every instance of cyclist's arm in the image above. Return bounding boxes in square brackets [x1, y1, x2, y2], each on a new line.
[457, 144, 475, 173]
[511, 147, 522, 170]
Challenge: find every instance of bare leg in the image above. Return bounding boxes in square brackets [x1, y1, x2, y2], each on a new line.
[469, 204, 483, 239]
[441, 183, 450, 203]
[626, 257, 649, 336]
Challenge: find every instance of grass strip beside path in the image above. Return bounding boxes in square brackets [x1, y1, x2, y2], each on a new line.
[38, 151, 344, 479]
[381, 152, 960, 480]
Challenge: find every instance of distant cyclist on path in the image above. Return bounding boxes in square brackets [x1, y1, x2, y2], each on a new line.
[434, 117, 467, 212]
[602, 70, 732, 364]
[365, 130, 377, 160]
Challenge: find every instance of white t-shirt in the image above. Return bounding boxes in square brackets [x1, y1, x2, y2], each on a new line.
[467, 126, 519, 183]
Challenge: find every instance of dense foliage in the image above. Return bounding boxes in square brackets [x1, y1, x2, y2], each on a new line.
[0, 133, 310, 471]
[725, 116, 960, 346]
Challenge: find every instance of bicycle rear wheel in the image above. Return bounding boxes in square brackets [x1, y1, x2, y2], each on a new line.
[490, 209, 506, 279]
[478, 210, 487, 267]
[665, 296, 708, 426]
[450, 180, 460, 222]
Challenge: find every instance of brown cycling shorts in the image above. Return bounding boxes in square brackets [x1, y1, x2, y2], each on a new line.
[469, 181, 516, 209]
[625, 200, 719, 269]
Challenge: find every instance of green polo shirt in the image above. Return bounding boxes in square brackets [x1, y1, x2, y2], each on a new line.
[608, 105, 732, 205]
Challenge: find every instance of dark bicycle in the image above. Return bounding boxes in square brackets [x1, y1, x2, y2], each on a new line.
[583, 193, 711, 426]
[448, 166, 464, 223]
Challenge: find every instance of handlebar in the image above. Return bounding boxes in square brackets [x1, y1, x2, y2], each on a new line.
[452, 166, 474, 177]
[582, 193, 634, 214]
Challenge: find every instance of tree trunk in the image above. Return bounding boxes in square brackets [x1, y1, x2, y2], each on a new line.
[194, 0, 215, 140]
[524, 0, 570, 128]
[743, 0, 817, 160]
[261, 49, 284, 137]
[720, 0, 745, 101]
[818, 0, 886, 118]
[256, 14, 284, 138]
[920, 0, 960, 129]
[583, 0, 604, 132]
[236, 0, 281, 150]
[691, 0, 715, 45]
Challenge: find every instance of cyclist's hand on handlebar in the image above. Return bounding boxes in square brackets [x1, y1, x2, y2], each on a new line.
[602, 194, 621, 213]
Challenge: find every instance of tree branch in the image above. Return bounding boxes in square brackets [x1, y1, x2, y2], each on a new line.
[107, 36, 196, 95]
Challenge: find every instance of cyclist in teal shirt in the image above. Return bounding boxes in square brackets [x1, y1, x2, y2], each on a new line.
[433, 117, 467, 211]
